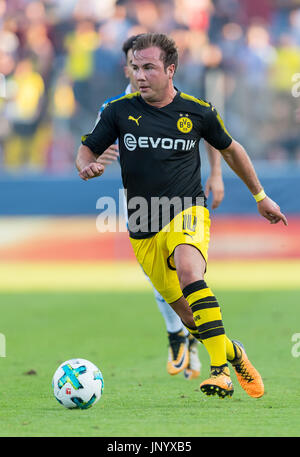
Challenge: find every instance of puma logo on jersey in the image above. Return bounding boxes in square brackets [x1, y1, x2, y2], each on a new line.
[128, 115, 142, 126]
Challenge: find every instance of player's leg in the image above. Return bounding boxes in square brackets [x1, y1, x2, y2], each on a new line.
[153, 286, 185, 334]
[152, 284, 201, 378]
[129, 236, 190, 373]
[167, 205, 264, 398]
[183, 333, 201, 380]
[165, 206, 233, 395]
[140, 265, 188, 375]
[129, 225, 262, 397]
[173, 244, 234, 397]
[173, 244, 264, 398]
[129, 235, 202, 378]
[153, 286, 189, 375]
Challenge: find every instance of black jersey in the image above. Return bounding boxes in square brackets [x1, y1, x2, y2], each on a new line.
[82, 90, 232, 239]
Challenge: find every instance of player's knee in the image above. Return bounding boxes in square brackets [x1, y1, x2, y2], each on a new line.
[174, 245, 205, 289]
[177, 268, 203, 291]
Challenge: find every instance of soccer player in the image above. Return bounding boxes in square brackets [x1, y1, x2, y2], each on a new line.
[76, 33, 287, 398]
[95, 35, 225, 380]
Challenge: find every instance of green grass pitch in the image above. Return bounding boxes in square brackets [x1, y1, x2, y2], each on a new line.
[0, 289, 299, 437]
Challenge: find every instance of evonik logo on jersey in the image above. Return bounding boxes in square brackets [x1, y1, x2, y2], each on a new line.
[124, 133, 197, 152]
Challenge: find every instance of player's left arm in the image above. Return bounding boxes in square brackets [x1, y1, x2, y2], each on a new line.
[204, 141, 224, 209]
[202, 104, 287, 226]
[220, 139, 288, 226]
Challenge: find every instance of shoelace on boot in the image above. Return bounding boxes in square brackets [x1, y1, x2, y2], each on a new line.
[211, 366, 228, 377]
[234, 361, 254, 382]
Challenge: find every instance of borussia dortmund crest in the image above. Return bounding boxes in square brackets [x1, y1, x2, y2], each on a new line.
[177, 114, 193, 133]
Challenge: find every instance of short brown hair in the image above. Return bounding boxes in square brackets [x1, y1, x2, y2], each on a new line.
[122, 34, 143, 58]
[132, 33, 178, 73]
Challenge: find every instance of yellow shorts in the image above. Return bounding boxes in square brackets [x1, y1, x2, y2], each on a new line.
[130, 205, 211, 304]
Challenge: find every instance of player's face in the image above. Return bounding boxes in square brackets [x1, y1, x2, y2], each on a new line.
[124, 49, 138, 92]
[131, 46, 175, 103]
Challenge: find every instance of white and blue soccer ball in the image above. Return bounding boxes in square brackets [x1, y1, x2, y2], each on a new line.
[52, 358, 104, 409]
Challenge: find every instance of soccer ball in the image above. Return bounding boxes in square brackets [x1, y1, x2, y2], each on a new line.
[52, 358, 104, 409]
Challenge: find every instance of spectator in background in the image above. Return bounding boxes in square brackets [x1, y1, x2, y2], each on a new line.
[1, 0, 300, 172]
[24, 22, 54, 80]
[269, 33, 300, 93]
[239, 0, 274, 26]
[208, 0, 241, 43]
[174, 0, 212, 32]
[64, 20, 98, 111]
[241, 23, 277, 89]
[289, 8, 300, 45]
[217, 22, 244, 72]
[48, 74, 76, 172]
[3, 58, 48, 170]
[62, 19, 99, 150]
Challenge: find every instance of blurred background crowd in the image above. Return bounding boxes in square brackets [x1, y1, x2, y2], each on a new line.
[0, 0, 300, 175]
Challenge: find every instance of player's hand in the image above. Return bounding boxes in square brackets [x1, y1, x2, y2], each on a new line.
[257, 196, 288, 226]
[205, 175, 224, 209]
[78, 162, 105, 181]
[97, 144, 119, 165]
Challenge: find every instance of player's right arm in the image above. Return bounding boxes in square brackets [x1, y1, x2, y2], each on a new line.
[94, 102, 119, 167]
[76, 145, 105, 181]
[76, 103, 119, 181]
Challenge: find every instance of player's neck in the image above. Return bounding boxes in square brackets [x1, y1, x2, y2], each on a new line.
[145, 86, 177, 109]
[130, 83, 138, 93]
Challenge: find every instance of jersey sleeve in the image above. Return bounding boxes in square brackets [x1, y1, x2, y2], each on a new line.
[202, 104, 232, 150]
[93, 100, 109, 127]
[81, 103, 119, 156]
